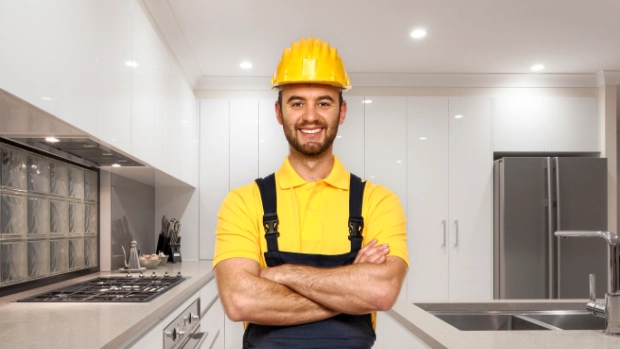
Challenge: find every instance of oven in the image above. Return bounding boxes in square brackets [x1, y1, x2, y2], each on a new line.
[164, 298, 208, 349]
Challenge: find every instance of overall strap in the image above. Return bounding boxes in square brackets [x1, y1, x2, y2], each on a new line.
[255, 174, 280, 252]
[348, 174, 366, 252]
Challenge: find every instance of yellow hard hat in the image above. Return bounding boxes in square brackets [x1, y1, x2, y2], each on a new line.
[271, 37, 351, 91]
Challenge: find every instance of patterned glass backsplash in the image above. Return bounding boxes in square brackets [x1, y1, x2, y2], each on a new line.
[0, 142, 98, 287]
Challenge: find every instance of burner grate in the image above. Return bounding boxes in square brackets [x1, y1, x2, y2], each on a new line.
[17, 277, 186, 303]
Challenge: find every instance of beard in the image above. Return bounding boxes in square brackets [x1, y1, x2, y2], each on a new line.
[282, 113, 340, 157]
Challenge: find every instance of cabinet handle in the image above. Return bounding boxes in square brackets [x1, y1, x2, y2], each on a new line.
[454, 220, 459, 247]
[441, 220, 446, 247]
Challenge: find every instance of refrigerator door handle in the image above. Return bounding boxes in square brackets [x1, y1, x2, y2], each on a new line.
[454, 219, 459, 247]
[546, 157, 555, 299]
[554, 157, 562, 298]
[442, 220, 446, 247]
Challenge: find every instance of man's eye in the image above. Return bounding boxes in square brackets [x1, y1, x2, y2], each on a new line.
[318, 102, 331, 107]
[291, 102, 303, 107]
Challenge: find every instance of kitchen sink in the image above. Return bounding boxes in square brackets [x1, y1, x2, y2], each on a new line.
[428, 310, 605, 331]
[429, 312, 552, 331]
[525, 312, 606, 330]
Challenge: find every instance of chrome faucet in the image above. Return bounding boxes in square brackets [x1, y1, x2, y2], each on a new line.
[555, 231, 620, 335]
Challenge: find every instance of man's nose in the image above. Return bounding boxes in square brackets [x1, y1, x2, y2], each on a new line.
[302, 103, 319, 122]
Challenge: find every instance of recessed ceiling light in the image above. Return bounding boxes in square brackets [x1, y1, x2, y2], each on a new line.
[410, 28, 427, 39]
[45, 137, 59, 143]
[531, 64, 545, 72]
[396, 160, 403, 164]
[454, 114, 464, 119]
[240, 61, 252, 69]
[111, 138, 117, 141]
[125, 61, 138, 67]
[336, 135, 343, 139]
[181, 120, 188, 123]
[362, 100, 372, 104]
[419, 137, 427, 140]
[42, 97, 53, 101]
[112, 163, 121, 167]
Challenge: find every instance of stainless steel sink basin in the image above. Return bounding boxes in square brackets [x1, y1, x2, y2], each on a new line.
[428, 310, 605, 331]
[429, 312, 551, 331]
[525, 312, 606, 330]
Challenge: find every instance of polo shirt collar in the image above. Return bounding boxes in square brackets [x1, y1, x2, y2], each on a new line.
[277, 155, 350, 190]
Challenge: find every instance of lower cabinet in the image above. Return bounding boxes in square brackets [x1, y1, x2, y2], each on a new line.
[372, 312, 430, 349]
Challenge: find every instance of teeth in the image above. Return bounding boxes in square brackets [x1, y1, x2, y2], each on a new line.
[301, 129, 321, 134]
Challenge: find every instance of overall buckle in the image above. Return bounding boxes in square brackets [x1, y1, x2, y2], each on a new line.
[348, 216, 364, 240]
[263, 213, 280, 237]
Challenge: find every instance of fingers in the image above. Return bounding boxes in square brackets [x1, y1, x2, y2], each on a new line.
[354, 239, 389, 264]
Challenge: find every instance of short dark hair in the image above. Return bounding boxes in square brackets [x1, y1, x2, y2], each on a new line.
[277, 90, 343, 109]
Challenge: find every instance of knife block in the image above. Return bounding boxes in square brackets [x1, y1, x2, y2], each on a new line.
[157, 235, 182, 263]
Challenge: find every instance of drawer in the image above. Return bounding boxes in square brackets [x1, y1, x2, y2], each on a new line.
[200, 297, 224, 349]
[200, 279, 218, 314]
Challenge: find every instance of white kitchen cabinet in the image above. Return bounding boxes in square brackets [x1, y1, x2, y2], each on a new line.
[200, 278, 224, 349]
[544, 96, 598, 152]
[334, 95, 365, 177]
[373, 312, 430, 349]
[492, 97, 545, 152]
[364, 96, 408, 300]
[407, 97, 450, 301]
[258, 99, 288, 177]
[492, 96, 598, 152]
[230, 100, 259, 189]
[199, 100, 230, 260]
[407, 97, 492, 301]
[448, 97, 493, 300]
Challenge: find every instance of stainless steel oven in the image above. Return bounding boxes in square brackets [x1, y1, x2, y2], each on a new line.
[164, 298, 207, 349]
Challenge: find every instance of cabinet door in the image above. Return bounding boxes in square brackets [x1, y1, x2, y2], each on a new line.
[373, 312, 431, 349]
[406, 97, 449, 301]
[448, 97, 493, 300]
[258, 99, 288, 177]
[334, 96, 365, 177]
[230, 101, 259, 189]
[492, 97, 545, 152]
[544, 97, 598, 152]
[199, 100, 230, 260]
[201, 298, 224, 349]
[364, 97, 408, 299]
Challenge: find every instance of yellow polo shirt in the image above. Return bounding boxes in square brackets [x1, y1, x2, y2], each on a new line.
[213, 156, 408, 327]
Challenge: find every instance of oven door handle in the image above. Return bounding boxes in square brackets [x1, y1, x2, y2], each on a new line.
[182, 329, 209, 349]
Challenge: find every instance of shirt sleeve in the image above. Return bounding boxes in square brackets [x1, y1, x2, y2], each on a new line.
[212, 183, 263, 268]
[362, 182, 409, 266]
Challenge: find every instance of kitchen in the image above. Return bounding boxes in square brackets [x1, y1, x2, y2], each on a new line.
[0, 0, 619, 348]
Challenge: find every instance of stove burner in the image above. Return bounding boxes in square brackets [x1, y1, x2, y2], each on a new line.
[17, 276, 186, 303]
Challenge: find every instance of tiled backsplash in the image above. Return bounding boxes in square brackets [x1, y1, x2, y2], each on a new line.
[0, 142, 98, 287]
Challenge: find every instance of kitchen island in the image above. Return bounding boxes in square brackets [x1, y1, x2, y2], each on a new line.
[0, 260, 214, 349]
[387, 299, 620, 349]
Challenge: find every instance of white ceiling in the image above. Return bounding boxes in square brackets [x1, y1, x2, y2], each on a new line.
[144, 0, 620, 89]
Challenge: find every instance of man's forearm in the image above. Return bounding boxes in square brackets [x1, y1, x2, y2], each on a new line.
[262, 257, 407, 314]
[215, 259, 338, 326]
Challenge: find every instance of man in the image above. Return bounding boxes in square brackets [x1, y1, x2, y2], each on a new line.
[213, 37, 408, 349]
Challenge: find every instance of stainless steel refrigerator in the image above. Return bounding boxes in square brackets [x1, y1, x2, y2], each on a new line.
[494, 157, 608, 299]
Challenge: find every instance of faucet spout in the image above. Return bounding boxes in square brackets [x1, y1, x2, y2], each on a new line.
[555, 231, 620, 294]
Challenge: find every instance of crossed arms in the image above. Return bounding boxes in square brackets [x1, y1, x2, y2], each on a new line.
[214, 240, 408, 326]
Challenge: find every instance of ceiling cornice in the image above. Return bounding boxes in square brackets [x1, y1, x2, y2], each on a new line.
[196, 73, 599, 91]
[597, 71, 620, 86]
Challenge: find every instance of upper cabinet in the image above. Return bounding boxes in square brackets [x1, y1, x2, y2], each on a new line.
[493, 96, 598, 153]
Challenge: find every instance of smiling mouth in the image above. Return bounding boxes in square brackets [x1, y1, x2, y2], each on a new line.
[300, 128, 322, 134]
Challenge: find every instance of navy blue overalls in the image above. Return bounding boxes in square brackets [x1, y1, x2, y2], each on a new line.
[242, 173, 376, 349]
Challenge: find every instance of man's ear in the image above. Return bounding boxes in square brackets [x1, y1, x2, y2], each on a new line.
[339, 100, 347, 125]
[275, 101, 284, 125]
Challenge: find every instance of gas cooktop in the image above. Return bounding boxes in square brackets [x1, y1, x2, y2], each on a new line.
[17, 272, 186, 303]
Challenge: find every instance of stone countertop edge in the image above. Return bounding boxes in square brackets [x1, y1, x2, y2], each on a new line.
[387, 299, 620, 349]
[106, 269, 215, 349]
[0, 261, 215, 349]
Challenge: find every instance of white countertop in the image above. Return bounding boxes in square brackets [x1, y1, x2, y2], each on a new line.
[0, 261, 214, 349]
[389, 299, 620, 349]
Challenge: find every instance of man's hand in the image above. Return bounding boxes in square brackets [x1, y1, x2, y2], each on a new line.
[354, 239, 389, 264]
